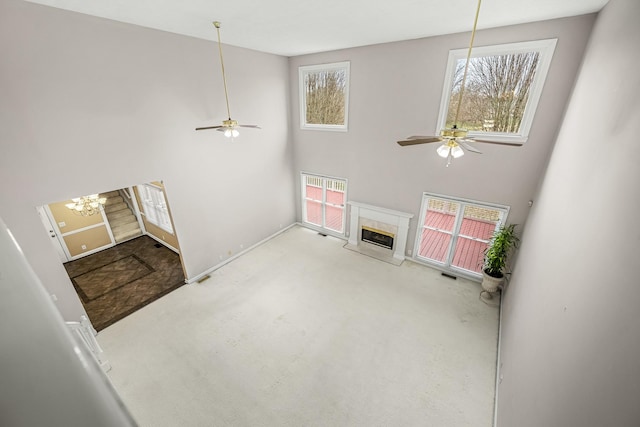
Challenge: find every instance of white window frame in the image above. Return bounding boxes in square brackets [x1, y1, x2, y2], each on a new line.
[299, 61, 350, 131]
[137, 184, 174, 235]
[300, 172, 348, 237]
[436, 39, 557, 144]
[413, 193, 510, 280]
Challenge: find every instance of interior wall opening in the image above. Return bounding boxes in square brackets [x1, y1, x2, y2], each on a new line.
[36, 180, 187, 331]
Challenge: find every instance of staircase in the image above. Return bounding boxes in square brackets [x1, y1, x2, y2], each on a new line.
[101, 190, 143, 243]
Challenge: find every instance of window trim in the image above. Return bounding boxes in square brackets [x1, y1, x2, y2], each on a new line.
[299, 61, 350, 131]
[436, 38, 557, 144]
[413, 192, 510, 280]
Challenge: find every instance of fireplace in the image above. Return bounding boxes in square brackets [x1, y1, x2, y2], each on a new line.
[361, 226, 394, 250]
[344, 201, 414, 265]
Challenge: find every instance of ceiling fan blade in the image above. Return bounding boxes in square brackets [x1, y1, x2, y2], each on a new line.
[195, 125, 223, 131]
[473, 138, 523, 147]
[238, 124, 261, 129]
[397, 138, 442, 147]
[458, 139, 482, 154]
[405, 135, 441, 142]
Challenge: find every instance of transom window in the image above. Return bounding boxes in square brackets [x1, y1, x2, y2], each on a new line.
[137, 183, 173, 234]
[415, 193, 509, 279]
[301, 173, 347, 235]
[299, 61, 350, 131]
[437, 39, 557, 144]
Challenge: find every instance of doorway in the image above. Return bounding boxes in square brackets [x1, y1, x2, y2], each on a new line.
[37, 181, 187, 330]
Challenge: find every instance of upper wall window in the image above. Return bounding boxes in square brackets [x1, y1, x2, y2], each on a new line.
[437, 39, 557, 144]
[299, 61, 350, 131]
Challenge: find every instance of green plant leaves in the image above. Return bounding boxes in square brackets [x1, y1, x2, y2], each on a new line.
[483, 224, 520, 277]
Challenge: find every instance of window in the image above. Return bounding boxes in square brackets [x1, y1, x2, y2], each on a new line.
[414, 194, 509, 279]
[137, 183, 173, 234]
[437, 39, 557, 144]
[301, 173, 347, 235]
[299, 61, 350, 131]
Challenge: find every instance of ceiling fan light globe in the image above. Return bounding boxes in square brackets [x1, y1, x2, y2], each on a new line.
[231, 129, 239, 138]
[223, 128, 233, 138]
[451, 145, 465, 158]
[437, 144, 451, 158]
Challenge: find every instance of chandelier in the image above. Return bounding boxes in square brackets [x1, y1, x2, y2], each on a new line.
[65, 194, 107, 216]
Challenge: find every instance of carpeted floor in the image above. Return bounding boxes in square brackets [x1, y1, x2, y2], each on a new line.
[97, 226, 499, 426]
[64, 236, 185, 331]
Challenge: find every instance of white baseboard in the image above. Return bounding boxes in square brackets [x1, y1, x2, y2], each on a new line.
[296, 222, 348, 241]
[186, 223, 297, 284]
[404, 257, 483, 283]
[493, 288, 504, 427]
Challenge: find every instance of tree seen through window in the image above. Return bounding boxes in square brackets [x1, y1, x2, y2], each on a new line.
[304, 69, 347, 125]
[446, 52, 540, 133]
[299, 61, 350, 129]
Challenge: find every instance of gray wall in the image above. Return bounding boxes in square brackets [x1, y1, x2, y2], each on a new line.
[497, 0, 640, 425]
[289, 15, 595, 251]
[0, 0, 295, 321]
[0, 216, 136, 426]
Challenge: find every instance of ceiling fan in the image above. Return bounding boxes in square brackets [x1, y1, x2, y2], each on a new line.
[397, 0, 511, 166]
[195, 21, 260, 138]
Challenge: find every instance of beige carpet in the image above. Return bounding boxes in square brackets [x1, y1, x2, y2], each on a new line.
[97, 225, 499, 426]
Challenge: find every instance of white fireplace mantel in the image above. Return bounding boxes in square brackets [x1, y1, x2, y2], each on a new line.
[346, 201, 414, 265]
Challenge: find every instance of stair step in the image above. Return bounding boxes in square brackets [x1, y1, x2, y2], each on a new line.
[109, 214, 137, 229]
[112, 220, 141, 235]
[114, 228, 143, 243]
[106, 208, 133, 221]
[105, 202, 127, 213]
[101, 190, 120, 198]
[105, 195, 124, 205]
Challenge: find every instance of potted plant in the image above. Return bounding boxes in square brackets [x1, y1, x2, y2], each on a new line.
[482, 224, 520, 296]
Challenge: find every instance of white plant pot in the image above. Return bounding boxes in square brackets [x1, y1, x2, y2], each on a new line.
[482, 270, 504, 294]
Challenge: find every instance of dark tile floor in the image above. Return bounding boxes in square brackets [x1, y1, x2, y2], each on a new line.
[64, 236, 185, 331]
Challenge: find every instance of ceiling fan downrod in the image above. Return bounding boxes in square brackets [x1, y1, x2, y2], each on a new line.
[450, 0, 482, 131]
[213, 21, 233, 121]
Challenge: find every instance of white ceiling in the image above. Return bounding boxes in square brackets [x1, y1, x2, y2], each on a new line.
[24, 0, 609, 56]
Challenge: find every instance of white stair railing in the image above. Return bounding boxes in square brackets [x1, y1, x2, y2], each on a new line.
[66, 316, 111, 373]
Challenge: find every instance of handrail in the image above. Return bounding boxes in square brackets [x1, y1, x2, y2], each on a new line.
[117, 188, 135, 213]
[66, 315, 111, 373]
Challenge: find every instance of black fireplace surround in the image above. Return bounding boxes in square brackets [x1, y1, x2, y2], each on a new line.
[361, 226, 394, 250]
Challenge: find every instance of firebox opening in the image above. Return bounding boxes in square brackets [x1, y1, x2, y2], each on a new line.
[361, 226, 394, 250]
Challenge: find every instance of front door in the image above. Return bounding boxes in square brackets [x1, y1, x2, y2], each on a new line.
[36, 205, 69, 262]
